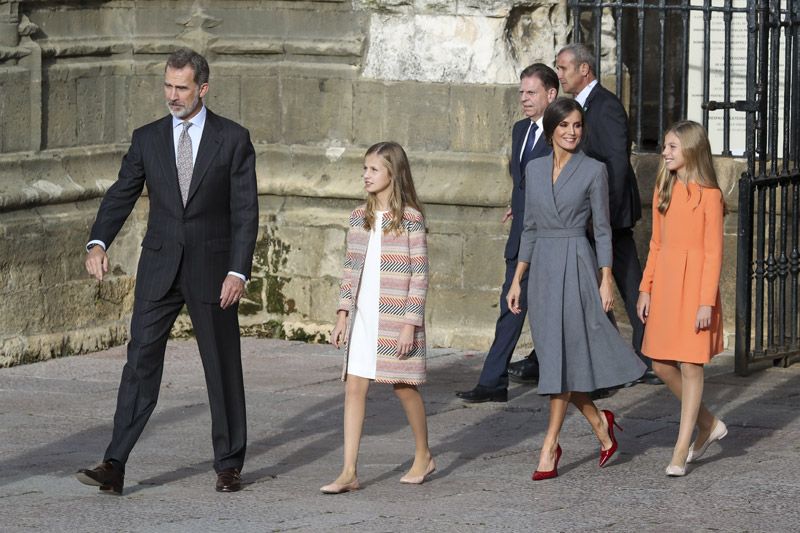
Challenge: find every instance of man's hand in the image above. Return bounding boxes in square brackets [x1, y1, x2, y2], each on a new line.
[220, 274, 245, 309]
[501, 207, 513, 223]
[85, 246, 109, 281]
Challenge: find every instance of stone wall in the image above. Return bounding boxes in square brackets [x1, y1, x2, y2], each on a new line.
[0, 0, 742, 366]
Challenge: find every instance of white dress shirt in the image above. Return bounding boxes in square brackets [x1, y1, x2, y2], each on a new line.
[575, 79, 599, 108]
[519, 116, 545, 162]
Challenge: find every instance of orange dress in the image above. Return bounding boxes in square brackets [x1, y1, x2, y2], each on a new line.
[639, 181, 724, 363]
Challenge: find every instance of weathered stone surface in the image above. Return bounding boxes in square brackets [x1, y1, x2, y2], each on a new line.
[281, 76, 353, 145]
[0, 67, 30, 152]
[449, 84, 517, 154]
[0, 0, 750, 366]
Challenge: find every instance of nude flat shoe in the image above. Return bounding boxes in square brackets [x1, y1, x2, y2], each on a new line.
[687, 419, 728, 463]
[320, 478, 360, 494]
[665, 463, 687, 477]
[400, 458, 436, 484]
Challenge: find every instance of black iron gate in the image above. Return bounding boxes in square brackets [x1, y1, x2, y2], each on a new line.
[568, 0, 800, 375]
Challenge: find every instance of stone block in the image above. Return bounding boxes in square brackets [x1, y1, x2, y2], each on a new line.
[462, 233, 507, 291]
[127, 74, 166, 132]
[279, 276, 312, 317]
[240, 74, 281, 144]
[426, 287, 501, 329]
[307, 276, 341, 323]
[281, 76, 353, 145]
[204, 70, 241, 123]
[352, 80, 386, 146]
[413, 150, 509, 206]
[427, 232, 464, 289]
[383, 81, 450, 151]
[449, 84, 517, 153]
[0, 289, 46, 335]
[44, 76, 77, 149]
[0, 68, 31, 153]
[362, 13, 517, 84]
[77, 75, 115, 146]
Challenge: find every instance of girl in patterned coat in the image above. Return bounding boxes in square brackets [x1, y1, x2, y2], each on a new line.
[321, 141, 433, 494]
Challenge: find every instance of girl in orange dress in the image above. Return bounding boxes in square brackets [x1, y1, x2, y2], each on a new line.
[637, 121, 727, 477]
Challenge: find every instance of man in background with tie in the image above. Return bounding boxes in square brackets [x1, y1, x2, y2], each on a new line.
[76, 48, 258, 494]
[456, 64, 558, 403]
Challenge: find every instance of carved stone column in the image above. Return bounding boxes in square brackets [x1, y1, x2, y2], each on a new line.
[0, 0, 19, 47]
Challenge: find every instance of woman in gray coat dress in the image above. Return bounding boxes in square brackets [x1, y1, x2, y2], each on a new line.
[507, 98, 646, 480]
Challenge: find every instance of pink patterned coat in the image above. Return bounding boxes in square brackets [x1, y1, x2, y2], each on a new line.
[337, 204, 428, 384]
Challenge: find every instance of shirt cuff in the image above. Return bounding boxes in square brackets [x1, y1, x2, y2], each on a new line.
[86, 240, 106, 252]
[227, 271, 247, 282]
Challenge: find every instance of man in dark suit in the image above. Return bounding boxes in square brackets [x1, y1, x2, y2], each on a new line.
[75, 48, 259, 495]
[456, 64, 558, 403]
[539, 42, 659, 385]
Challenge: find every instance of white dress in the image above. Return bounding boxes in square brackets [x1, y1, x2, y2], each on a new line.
[347, 211, 382, 379]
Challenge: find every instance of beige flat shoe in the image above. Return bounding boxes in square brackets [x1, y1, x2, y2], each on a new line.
[687, 419, 728, 463]
[320, 478, 360, 494]
[400, 458, 436, 484]
[665, 464, 687, 477]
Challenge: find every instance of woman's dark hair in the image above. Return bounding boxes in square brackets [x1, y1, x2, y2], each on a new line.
[542, 97, 585, 144]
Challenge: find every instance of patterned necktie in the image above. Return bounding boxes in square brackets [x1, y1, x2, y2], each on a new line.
[177, 121, 193, 206]
[520, 121, 538, 187]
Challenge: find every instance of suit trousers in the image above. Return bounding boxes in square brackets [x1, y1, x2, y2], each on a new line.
[611, 227, 649, 367]
[104, 260, 247, 472]
[477, 259, 534, 391]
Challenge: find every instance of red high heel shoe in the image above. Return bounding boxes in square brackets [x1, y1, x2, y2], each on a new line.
[599, 409, 623, 467]
[532, 444, 562, 481]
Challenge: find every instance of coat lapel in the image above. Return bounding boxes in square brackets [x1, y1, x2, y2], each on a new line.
[582, 83, 601, 112]
[553, 151, 584, 197]
[535, 154, 564, 225]
[157, 116, 184, 208]
[531, 133, 551, 159]
[186, 109, 223, 207]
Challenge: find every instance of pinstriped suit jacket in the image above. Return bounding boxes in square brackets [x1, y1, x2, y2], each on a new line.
[89, 109, 259, 303]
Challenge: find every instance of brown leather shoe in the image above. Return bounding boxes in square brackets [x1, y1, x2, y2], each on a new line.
[215, 468, 242, 492]
[75, 462, 124, 495]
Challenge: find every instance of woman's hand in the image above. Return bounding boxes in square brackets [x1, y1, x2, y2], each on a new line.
[695, 305, 712, 332]
[598, 267, 614, 313]
[397, 324, 416, 358]
[330, 311, 348, 349]
[507, 281, 523, 315]
[636, 292, 650, 324]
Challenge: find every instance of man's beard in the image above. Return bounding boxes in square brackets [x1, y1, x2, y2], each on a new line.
[168, 93, 200, 119]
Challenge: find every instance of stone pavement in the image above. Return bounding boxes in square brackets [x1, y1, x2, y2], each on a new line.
[1, 338, 799, 532]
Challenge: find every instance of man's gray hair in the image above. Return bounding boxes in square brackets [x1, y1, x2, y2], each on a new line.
[558, 43, 596, 75]
[165, 48, 210, 86]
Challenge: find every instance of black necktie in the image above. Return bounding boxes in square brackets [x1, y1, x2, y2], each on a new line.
[520, 122, 538, 187]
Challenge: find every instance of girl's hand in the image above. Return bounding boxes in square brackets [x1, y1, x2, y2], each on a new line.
[636, 292, 650, 324]
[397, 324, 416, 358]
[599, 277, 614, 313]
[695, 305, 712, 332]
[330, 311, 348, 349]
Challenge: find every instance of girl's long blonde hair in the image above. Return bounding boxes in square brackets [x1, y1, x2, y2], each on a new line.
[363, 141, 423, 233]
[655, 120, 725, 214]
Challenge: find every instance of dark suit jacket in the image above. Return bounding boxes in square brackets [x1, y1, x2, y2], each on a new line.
[90, 109, 259, 304]
[581, 84, 642, 229]
[505, 118, 552, 260]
